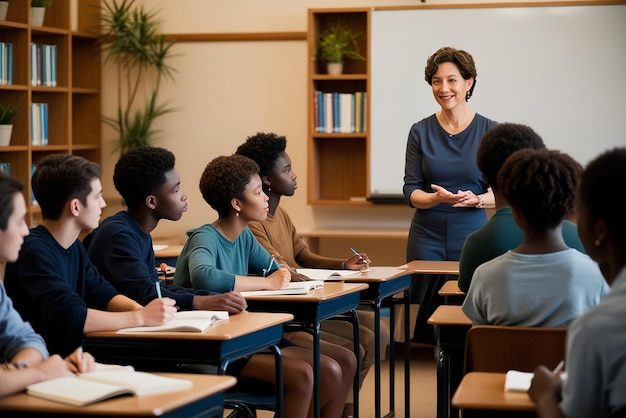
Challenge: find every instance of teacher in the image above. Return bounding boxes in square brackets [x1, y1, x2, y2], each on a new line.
[403, 46, 496, 345]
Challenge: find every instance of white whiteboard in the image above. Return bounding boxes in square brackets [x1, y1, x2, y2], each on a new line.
[369, 3, 626, 198]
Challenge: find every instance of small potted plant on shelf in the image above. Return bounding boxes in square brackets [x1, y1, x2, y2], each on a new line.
[316, 21, 365, 75]
[0, 104, 18, 146]
[31, 0, 53, 27]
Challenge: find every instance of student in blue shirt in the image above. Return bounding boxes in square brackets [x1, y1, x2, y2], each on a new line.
[0, 173, 94, 397]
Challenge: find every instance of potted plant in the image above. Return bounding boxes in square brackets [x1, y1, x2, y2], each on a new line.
[99, 0, 176, 155]
[316, 21, 365, 75]
[31, 0, 53, 26]
[0, 104, 17, 146]
[0, 0, 9, 21]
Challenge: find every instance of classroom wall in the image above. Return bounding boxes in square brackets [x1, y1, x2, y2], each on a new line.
[99, 0, 593, 261]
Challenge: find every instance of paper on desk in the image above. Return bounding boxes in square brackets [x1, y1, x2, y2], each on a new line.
[504, 370, 568, 392]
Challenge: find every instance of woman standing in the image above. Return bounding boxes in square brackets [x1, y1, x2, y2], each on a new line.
[403, 46, 497, 344]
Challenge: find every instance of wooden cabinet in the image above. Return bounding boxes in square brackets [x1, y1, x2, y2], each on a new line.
[0, 0, 101, 225]
[307, 9, 370, 205]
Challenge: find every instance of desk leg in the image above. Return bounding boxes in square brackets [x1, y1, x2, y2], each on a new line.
[270, 345, 284, 418]
[403, 289, 411, 418]
[374, 299, 384, 418]
[313, 321, 321, 418]
[348, 310, 361, 418]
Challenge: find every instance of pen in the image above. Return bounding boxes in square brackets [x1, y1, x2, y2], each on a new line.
[155, 281, 163, 299]
[349, 246, 370, 271]
[553, 360, 564, 374]
[349, 246, 359, 255]
[263, 255, 276, 277]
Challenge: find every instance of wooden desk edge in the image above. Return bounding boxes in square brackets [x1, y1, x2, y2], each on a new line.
[451, 372, 535, 411]
[427, 305, 472, 326]
[0, 373, 237, 415]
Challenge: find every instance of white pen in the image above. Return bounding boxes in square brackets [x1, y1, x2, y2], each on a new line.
[263, 255, 276, 277]
[553, 360, 564, 374]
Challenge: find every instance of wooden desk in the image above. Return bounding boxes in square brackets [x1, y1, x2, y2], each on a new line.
[244, 282, 368, 418]
[404, 259, 460, 275]
[428, 305, 472, 418]
[84, 311, 292, 418]
[452, 372, 535, 412]
[0, 373, 236, 418]
[341, 266, 412, 418]
[438, 280, 465, 305]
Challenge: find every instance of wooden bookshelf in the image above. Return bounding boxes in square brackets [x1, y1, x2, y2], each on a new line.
[307, 8, 370, 205]
[0, 0, 101, 225]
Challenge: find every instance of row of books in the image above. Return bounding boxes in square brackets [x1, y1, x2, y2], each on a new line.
[0, 163, 36, 206]
[0, 42, 13, 85]
[31, 43, 57, 87]
[313, 91, 366, 134]
[31, 103, 49, 146]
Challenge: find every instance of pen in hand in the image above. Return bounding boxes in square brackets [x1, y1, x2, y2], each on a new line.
[155, 281, 163, 299]
[263, 255, 276, 277]
[349, 246, 370, 270]
[552, 360, 564, 374]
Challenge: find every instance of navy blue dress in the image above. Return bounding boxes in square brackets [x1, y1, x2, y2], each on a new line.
[403, 113, 497, 343]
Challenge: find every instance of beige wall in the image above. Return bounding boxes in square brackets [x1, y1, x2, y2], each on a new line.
[99, 0, 588, 261]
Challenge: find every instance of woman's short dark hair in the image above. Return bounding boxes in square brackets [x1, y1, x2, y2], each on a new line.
[0, 173, 24, 230]
[425, 46, 477, 101]
[199, 155, 260, 217]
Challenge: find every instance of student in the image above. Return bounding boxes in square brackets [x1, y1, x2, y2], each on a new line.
[0, 173, 94, 397]
[457, 123, 585, 293]
[528, 147, 626, 418]
[236, 131, 386, 413]
[84, 146, 247, 314]
[4, 154, 177, 358]
[461, 149, 609, 326]
[173, 154, 356, 418]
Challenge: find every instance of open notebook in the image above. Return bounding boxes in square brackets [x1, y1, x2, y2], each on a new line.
[296, 268, 360, 281]
[504, 370, 568, 392]
[26, 369, 192, 406]
[117, 310, 228, 333]
[240, 280, 325, 297]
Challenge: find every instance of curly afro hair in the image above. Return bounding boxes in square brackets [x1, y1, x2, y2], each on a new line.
[113, 146, 176, 211]
[499, 148, 582, 229]
[199, 155, 260, 217]
[235, 132, 287, 177]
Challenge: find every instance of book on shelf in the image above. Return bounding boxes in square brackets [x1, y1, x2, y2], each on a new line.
[0, 42, 13, 85]
[296, 268, 360, 281]
[26, 368, 192, 406]
[0, 163, 10, 175]
[117, 310, 228, 333]
[240, 280, 325, 297]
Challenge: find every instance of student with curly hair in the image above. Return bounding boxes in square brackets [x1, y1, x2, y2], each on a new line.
[173, 154, 356, 418]
[457, 123, 585, 293]
[84, 146, 247, 314]
[236, 132, 389, 417]
[529, 147, 626, 418]
[0, 173, 94, 397]
[461, 149, 609, 326]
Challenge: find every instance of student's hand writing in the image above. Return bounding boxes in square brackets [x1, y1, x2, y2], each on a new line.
[64, 347, 95, 374]
[195, 292, 248, 314]
[141, 297, 177, 326]
[527, 365, 563, 406]
[33, 354, 76, 380]
[265, 268, 291, 289]
[345, 253, 371, 270]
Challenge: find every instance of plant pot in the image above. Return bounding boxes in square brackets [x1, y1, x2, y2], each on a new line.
[31, 7, 46, 26]
[0, 1, 9, 21]
[0, 124, 13, 146]
[327, 63, 344, 76]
